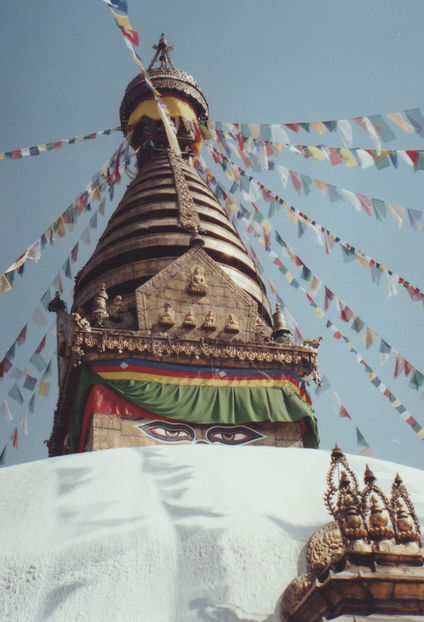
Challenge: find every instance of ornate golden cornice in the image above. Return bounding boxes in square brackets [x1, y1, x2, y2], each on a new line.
[70, 326, 320, 381]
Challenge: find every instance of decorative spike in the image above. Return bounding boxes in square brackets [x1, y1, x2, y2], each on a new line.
[363, 464, 376, 485]
[331, 444, 344, 462]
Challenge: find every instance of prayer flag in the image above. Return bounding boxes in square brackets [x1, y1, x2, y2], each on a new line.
[1, 401, 13, 422]
[11, 427, 18, 450]
[386, 112, 414, 133]
[289, 171, 302, 195]
[0, 446, 6, 465]
[63, 257, 72, 279]
[362, 327, 378, 349]
[405, 108, 424, 138]
[53, 273, 64, 295]
[351, 317, 365, 334]
[41, 289, 51, 311]
[16, 325, 27, 345]
[379, 340, 391, 366]
[315, 375, 330, 395]
[409, 369, 424, 391]
[23, 374, 37, 391]
[332, 392, 352, 419]
[368, 114, 396, 143]
[0, 357, 13, 377]
[324, 286, 334, 310]
[32, 305, 48, 327]
[388, 203, 404, 228]
[71, 242, 79, 262]
[8, 384, 23, 405]
[38, 377, 51, 397]
[29, 394, 35, 414]
[20, 413, 28, 435]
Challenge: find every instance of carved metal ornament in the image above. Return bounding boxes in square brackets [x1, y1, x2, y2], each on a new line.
[201, 311, 216, 331]
[159, 303, 175, 327]
[68, 327, 319, 381]
[224, 314, 239, 333]
[187, 265, 208, 295]
[281, 446, 424, 622]
[182, 310, 196, 327]
[168, 149, 200, 234]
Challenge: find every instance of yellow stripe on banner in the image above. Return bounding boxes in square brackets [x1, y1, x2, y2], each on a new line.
[128, 97, 198, 127]
[418, 428, 424, 440]
[96, 370, 303, 391]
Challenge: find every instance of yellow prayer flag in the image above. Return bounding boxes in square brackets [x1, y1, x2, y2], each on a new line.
[310, 275, 322, 292]
[262, 220, 273, 235]
[309, 121, 327, 134]
[315, 307, 324, 318]
[392, 399, 401, 408]
[284, 205, 298, 225]
[314, 180, 328, 194]
[38, 144, 47, 152]
[386, 112, 414, 133]
[111, 10, 132, 30]
[308, 146, 327, 161]
[368, 371, 377, 381]
[362, 327, 378, 348]
[286, 271, 293, 282]
[273, 143, 285, 154]
[356, 255, 370, 270]
[340, 148, 357, 168]
[0, 273, 12, 293]
[418, 428, 424, 439]
[91, 186, 102, 202]
[0, 153, 6, 161]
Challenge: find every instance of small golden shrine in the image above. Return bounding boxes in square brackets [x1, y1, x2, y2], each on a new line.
[281, 446, 424, 621]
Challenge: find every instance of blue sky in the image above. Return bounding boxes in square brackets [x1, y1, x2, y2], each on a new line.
[0, 0, 424, 468]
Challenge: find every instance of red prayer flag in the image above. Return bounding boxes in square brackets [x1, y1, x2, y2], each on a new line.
[285, 123, 300, 133]
[16, 325, 27, 345]
[327, 148, 343, 166]
[120, 26, 139, 46]
[357, 193, 373, 217]
[35, 335, 47, 354]
[71, 243, 79, 263]
[11, 427, 18, 450]
[289, 170, 302, 195]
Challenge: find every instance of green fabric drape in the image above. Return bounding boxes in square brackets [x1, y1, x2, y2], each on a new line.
[70, 365, 319, 450]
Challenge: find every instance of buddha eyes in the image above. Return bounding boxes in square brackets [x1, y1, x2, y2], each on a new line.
[206, 425, 264, 445]
[140, 421, 195, 442]
[138, 421, 264, 445]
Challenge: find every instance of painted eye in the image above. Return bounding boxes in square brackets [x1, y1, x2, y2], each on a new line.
[140, 420, 195, 443]
[206, 425, 264, 445]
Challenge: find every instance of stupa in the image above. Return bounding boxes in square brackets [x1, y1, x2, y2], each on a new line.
[48, 34, 321, 456]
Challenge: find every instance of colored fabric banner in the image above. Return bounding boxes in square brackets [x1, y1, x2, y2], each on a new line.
[69, 361, 318, 451]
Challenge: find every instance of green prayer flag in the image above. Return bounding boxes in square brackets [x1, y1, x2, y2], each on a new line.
[371, 199, 387, 221]
[351, 316, 365, 333]
[341, 246, 356, 262]
[409, 369, 424, 390]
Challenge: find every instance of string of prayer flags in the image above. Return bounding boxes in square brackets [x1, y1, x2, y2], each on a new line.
[267, 252, 424, 439]
[102, 0, 181, 155]
[207, 107, 424, 145]
[269, 226, 424, 398]
[208, 131, 422, 230]
[0, 142, 129, 292]
[0, 127, 121, 162]
[207, 124, 424, 172]
[206, 144, 424, 305]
